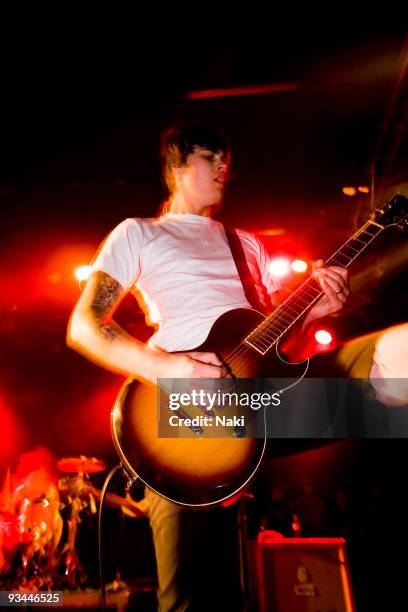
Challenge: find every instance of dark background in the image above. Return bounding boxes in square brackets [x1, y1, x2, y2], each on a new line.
[1, 23, 408, 609]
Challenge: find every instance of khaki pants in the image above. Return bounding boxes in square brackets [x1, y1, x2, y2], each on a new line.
[145, 487, 243, 612]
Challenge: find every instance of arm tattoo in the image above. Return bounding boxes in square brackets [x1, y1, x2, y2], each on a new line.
[89, 271, 125, 342]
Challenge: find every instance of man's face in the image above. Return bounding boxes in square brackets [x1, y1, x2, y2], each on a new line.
[175, 146, 230, 211]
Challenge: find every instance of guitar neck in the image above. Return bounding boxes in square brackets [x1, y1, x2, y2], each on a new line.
[244, 218, 385, 355]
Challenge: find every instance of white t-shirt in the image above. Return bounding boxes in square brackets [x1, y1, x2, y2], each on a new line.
[92, 213, 279, 352]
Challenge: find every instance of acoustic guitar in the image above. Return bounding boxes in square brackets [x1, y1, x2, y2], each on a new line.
[111, 195, 408, 507]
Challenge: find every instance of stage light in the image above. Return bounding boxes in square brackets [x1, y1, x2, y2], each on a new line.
[314, 329, 333, 345]
[291, 259, 308, 273]
[269, 257, 291, 278]
[357, 186, 369, 193]
[342, 187, 357, 196]
[75, 265, 92, 282]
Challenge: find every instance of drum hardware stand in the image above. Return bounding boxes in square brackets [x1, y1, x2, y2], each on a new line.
[98, 464, 127, 610]
[58, 492, 88, 588]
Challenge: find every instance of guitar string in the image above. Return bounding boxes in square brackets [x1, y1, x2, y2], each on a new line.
[184, 218, 387, 433]
[220, 223, 383, 376]
[227, 216, 386, 371]
[247, 225, 382, 350]
[223, 282, 329, 370]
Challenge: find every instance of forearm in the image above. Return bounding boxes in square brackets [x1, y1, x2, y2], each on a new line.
[67, 313, 157, 382]
[67, 271, 232, 383]
[67, 270, 159, 382]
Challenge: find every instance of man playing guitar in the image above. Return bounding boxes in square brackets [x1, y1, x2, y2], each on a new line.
[67, 123, 407, 611]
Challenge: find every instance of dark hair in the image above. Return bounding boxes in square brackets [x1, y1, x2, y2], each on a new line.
[160, 123, 230, 194]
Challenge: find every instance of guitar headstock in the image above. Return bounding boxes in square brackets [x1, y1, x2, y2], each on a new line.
[372, 194, 408, 229]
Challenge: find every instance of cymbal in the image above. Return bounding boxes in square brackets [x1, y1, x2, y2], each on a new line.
[57, 456, 107, 473]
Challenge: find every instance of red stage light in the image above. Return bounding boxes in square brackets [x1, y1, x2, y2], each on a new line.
[291, 259, 308, 273]
[314, 329, 333, 345]
[75, 265, 92, 282]
[269, 257, 291, 278]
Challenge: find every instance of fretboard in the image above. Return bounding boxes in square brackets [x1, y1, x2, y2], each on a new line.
[244, 218, 384, 355]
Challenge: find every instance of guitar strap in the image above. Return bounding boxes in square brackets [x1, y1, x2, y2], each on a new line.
[224, 227, 270, 314]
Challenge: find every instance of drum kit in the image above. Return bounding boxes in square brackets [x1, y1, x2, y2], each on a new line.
[0, 456, 148, 591]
